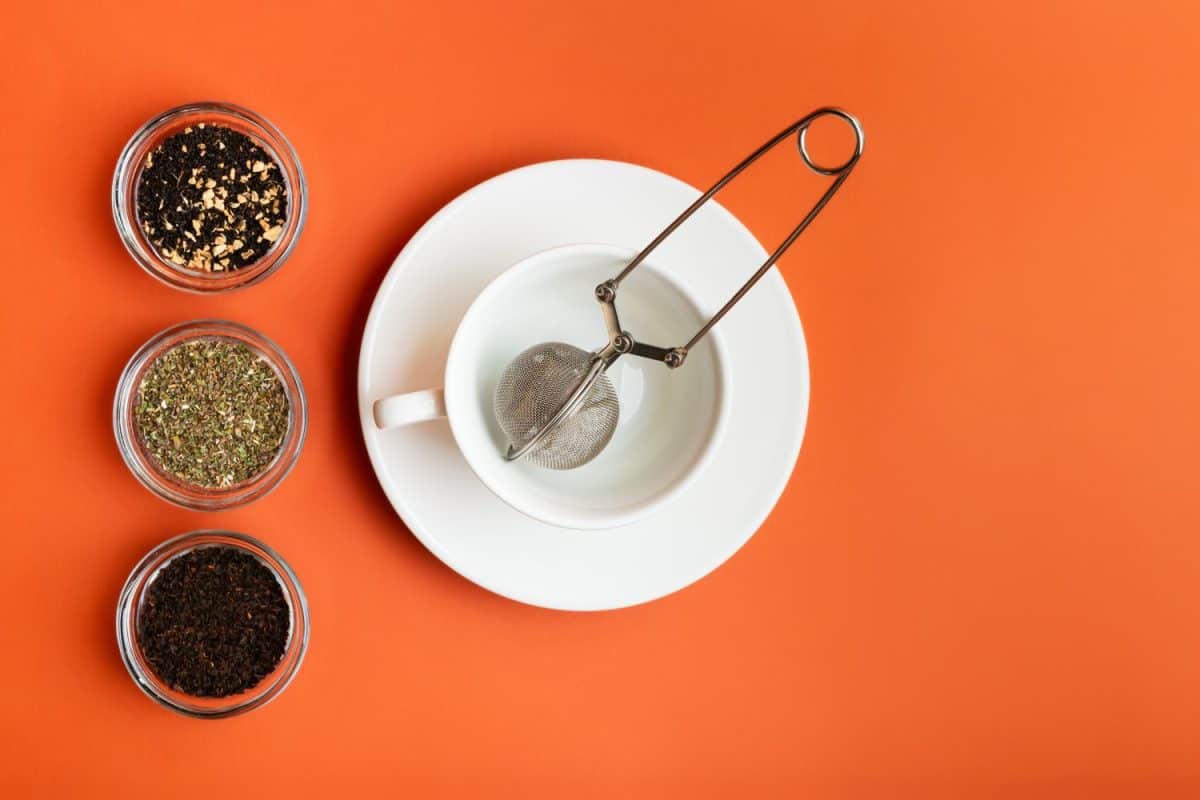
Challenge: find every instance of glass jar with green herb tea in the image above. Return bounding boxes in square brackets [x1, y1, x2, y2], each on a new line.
[114, 320, 307, 510]
[117, 530, 310, 718]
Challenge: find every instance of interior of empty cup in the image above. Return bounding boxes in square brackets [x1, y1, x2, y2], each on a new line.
[445, 244, 728, 530]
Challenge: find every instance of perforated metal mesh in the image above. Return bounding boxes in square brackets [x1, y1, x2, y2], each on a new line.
[493, 342, 619, 470]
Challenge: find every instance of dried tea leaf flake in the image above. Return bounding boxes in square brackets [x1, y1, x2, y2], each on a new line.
[135, 338, 290, 489]
[136, 124, 289, 273]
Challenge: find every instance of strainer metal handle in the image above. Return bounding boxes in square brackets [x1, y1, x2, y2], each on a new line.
[593, 107, 864, 369]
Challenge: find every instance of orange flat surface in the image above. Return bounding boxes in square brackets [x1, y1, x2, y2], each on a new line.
[2, 1, 1199, 796]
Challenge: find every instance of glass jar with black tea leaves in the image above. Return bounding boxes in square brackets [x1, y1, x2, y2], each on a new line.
[117, 530, 310, 718]
[113, 102, 307, 293]
[114, 319, 307, 511]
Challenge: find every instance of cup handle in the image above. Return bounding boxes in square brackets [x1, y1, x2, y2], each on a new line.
[373, 388, 447, 430]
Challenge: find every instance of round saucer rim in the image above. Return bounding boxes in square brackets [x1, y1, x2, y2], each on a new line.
[358, 158, 808, 611]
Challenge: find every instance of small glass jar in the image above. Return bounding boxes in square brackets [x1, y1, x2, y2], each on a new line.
[116, 530, 310, 719]
[113, 319, 307, 511]
[112, 101, 307, 293]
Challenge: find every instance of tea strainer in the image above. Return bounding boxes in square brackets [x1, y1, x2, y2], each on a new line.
[495, 108, 864, 469]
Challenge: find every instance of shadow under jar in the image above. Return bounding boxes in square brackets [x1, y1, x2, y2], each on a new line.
[114, 319, 307, 511]
[112, 101, 307, 293]
[116, 530, 310, 718]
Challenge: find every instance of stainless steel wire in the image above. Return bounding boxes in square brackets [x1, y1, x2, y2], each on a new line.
[495, 108, 864, 469]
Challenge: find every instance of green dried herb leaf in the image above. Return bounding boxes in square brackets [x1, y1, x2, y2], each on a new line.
[135, 338, 290, 489]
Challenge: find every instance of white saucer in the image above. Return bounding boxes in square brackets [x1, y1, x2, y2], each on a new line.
[358, 159, 809, 611]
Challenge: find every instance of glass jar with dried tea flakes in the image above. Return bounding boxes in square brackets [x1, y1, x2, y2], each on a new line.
[114, 320, 307, 510]
[116, 530, 310, 718]
[113, 102, 307, 293]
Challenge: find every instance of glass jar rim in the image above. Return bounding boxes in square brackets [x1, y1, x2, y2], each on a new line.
[116, 530, 310, 718]
[113, 319, 308, 511]
[112, 101, 307, 293]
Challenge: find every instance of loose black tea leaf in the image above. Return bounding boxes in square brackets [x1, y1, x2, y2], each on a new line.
[138, 546, 290, 698]
[136, 123, 288, 272]
[135, 338, 289, 489]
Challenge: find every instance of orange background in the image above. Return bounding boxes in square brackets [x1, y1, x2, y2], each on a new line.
[2, 0, 1198, 796]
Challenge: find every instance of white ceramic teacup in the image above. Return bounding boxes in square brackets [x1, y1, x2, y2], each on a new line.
[372, 243, 730, 530]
